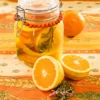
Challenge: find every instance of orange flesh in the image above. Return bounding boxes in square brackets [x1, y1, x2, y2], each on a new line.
[34, 58, 56, 88]
[63, 55, 90, 71]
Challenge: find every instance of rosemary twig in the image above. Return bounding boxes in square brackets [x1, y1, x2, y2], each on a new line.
[37, 27, 54, 53]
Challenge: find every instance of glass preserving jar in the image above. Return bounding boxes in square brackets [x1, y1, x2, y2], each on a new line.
[14, 0, 64, 67]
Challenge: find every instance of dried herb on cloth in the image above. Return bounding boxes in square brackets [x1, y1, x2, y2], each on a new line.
[49, 80, 74, 100]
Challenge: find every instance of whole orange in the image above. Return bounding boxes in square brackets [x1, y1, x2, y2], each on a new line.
[63, 10, 85, 36]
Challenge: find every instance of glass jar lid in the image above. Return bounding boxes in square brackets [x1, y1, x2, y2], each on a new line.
[17, 0, 60, 22]
[18, 0, 59, 11]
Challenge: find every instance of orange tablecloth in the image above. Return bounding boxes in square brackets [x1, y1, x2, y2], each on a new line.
[0, 0, 100, 100]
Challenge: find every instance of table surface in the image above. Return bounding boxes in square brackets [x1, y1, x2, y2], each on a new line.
[0, 0, 100, 100]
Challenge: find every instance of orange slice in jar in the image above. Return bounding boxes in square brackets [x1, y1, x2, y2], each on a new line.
[18, 53, 38, 64]
[16, 38, 57, 57]
[15, 21, 40, 38]
[19, 36, 33, 45]
[14, 21, 33, 40]
[19, 22, 33, 39]
[33, 21, 64, 53]
[32, 27, 52, 52]
[17, 21, 33, 32]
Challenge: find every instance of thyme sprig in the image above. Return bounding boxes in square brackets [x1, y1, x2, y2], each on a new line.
[49, 80, 74, 100]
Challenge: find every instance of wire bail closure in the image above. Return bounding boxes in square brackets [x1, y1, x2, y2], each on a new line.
[15, 6, 26, 37]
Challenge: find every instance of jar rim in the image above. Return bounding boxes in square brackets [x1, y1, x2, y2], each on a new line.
[18, 0, 60, 11]
[17, 3, 60, 14]
[16, 3, 60, 22]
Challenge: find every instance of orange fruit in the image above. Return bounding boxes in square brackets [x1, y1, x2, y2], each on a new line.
[60, 54, 91, 80]
[32, 56, 64, 91]
[63, 10, 85, 36]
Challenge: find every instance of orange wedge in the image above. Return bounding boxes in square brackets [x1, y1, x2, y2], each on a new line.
[32, 56, 64, 91]
[60, 54, 91, 80]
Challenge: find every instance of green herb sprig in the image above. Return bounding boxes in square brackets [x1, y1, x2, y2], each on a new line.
[37, 27, 54, 53]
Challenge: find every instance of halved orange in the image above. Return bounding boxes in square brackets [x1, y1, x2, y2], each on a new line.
[60, 54, 91, 80]
[32, 56, 64, 91]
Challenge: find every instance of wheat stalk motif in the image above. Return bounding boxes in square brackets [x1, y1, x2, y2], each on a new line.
[0, 90, 50, 100]
[0, 78, 36, 88]
[0, 77, 51, 100]
[85, 76, 100, 85]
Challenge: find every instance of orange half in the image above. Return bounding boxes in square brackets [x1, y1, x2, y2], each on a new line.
[60, 54, 91, 80]
[32, 56, 64, 91]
